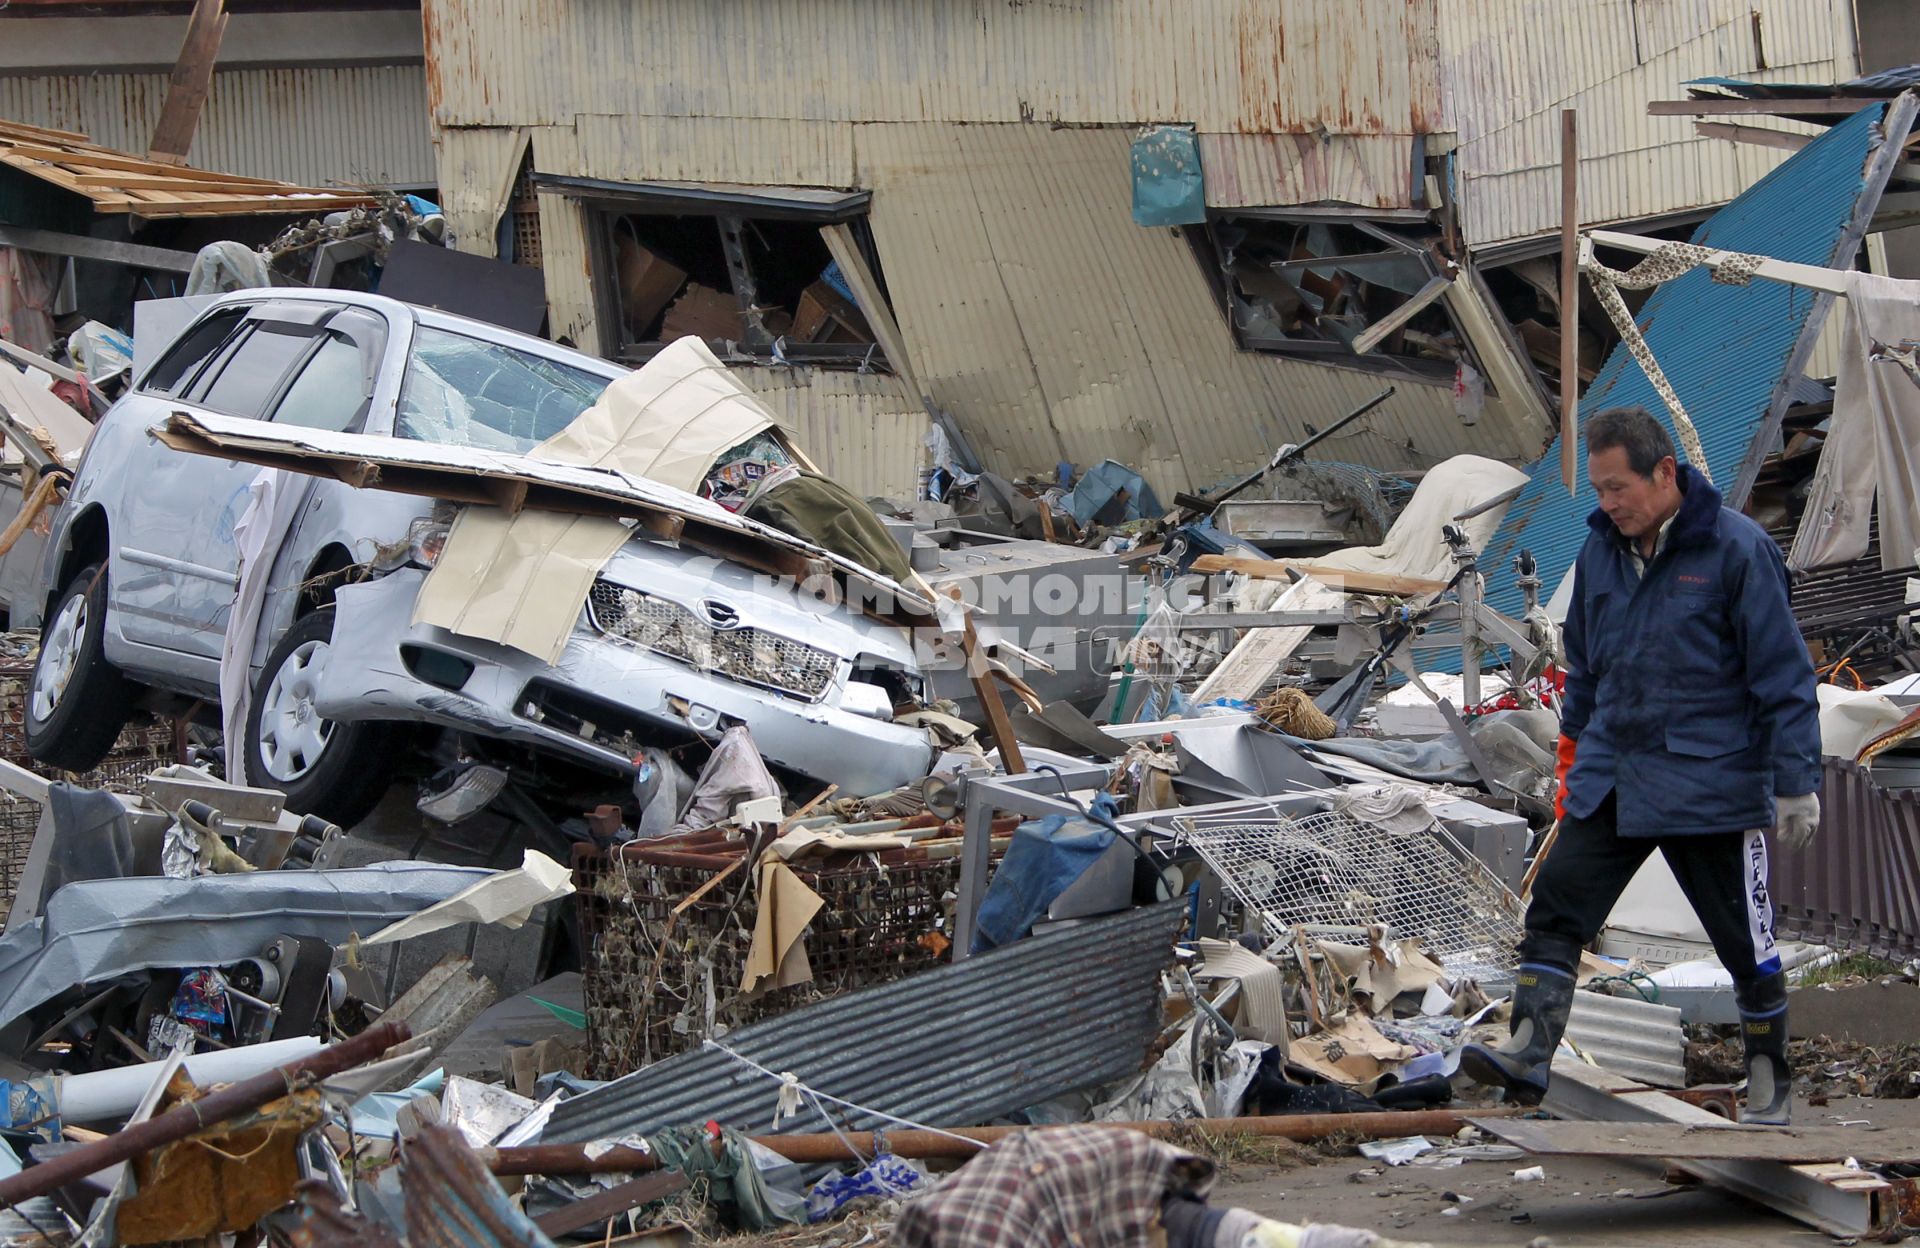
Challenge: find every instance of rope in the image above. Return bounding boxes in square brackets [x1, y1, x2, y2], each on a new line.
[1255, 687, 1335, 740]
[1583, 241, 1767, 483]
[704, 1039, 988, 1151]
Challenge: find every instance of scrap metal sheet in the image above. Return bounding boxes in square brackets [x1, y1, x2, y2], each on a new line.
[543, 901, 1186, 1142]
[0, 862, 494, 1030]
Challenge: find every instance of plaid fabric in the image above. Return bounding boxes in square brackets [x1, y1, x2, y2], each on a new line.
[891, 1126, 1215, 1248]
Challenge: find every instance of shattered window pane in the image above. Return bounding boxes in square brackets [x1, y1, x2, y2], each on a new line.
[395, 326, 610, 453]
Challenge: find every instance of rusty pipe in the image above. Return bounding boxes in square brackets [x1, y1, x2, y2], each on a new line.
[484, 1108, 1515, 1176]
[0, 1022, 410, 1207]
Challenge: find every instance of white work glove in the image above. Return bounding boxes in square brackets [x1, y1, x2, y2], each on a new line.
[1773, 792, 1821, 853]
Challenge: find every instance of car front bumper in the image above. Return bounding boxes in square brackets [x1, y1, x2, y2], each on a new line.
[314, 569, 935, 796]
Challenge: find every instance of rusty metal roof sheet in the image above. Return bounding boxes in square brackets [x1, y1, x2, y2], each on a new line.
[0, 116, 375, 218]
[543, 900, 1186, 1143]
[1474, 99, 1906, 626]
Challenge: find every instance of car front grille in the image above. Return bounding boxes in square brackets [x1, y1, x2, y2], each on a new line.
[585, 580, 838, 702]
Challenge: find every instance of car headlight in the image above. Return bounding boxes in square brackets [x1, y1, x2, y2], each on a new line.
[587, 581, 838, 701]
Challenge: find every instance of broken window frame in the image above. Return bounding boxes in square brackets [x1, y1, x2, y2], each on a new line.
[535, 174, 896, 373]
[1188, 209, 1468, 382]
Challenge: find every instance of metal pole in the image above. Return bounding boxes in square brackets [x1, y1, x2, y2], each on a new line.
[0, 1022, 409, 1206]
[485, 1108, 1519, 1175]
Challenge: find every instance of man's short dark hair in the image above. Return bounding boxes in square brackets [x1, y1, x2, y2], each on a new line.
[1585, 406, 1676, 478]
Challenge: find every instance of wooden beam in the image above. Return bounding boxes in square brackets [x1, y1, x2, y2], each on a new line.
[1693, 119, 1813, 153]
[0, 223, 197, 273]
[1583, 229, 1849, 295]
[1559, 108, 1579, 495]
[1351, 274, 1452, 355]
[1649, 97, 1875, 116]
[0, 144, 286, 186]
[819, 222, 926, 403]
[118, 194, 373, 219]
[1189, 554, 1449, 597]
[0, 120, 95, 146]
[67, 172, 295, 193]
[147, 0, 229, 163]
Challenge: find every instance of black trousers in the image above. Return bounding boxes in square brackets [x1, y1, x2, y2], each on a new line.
[1523, 793, 1784, 986]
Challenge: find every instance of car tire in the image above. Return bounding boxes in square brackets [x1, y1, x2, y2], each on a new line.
[244, 607, 398, 829]
[26, 562, 135, 772]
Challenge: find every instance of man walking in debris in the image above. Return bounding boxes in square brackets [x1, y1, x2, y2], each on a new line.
[1461, 405, 1821, 1124]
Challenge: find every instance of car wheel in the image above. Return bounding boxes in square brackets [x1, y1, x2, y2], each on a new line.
[244, 607, 397, 828]
[26, 562, 134, 772]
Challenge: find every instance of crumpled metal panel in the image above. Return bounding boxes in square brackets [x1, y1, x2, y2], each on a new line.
[404, 1125, 555, 1248]
[1772, 760, 1920, 960]
[1474, 102, 1895, 628]
[0, 862, 494, 1031]
[543, 900, 1186, 1143]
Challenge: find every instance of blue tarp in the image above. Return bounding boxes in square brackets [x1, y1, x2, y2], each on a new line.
[1131, 126, 1207, 227]
[972, 795, 1122, 953]
[1474, 102, 1894, 630]
[1067, 459, 1165, 528]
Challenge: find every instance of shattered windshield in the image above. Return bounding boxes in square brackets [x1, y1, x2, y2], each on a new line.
[395, 326, 611, 453]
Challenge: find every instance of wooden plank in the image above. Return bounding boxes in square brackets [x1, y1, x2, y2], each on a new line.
[123, 195, 372, 218]
[1190, 554, 1450, 597]
[1192, 576, 1348, 703]
[147, 0, 229, 163]
[1698, 119, 1920, 185]
[0, 119, 95, 147]
[1559, 108, 1579, 495]
[819, 221, 926, 403]
[530, 1172, 688, 1238]
[1649, 97, 1875, 116]
[1350, 274, 1451, 355]
[1473, 1118, 1920, 1165]
[0, 223, 197, 273]
[0, 143, 292, 186]
[67, 172, 296, 192]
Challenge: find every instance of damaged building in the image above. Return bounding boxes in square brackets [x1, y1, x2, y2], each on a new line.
[421, 0, 1866, 500]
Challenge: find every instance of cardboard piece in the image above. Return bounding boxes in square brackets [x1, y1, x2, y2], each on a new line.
[615, 234, 687, 337]
[792, 280, 873, 344]
[662, 282, 745, 342]
[742, 859, 825, 997]
[1287, 1014, 1418, 1086]
[1316, 933, 1448, 1008]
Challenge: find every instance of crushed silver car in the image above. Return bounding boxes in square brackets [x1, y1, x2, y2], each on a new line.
[27, 290, 935, 826]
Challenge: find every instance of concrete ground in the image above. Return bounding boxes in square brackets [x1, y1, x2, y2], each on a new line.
[1209, 1095, 1920, 1246]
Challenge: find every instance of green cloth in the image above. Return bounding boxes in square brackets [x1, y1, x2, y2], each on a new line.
[744, 471, 913, 584]
[647, 1125, 802, 1230]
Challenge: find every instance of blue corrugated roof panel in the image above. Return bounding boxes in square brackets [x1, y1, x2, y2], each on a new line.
[1476, 102, 1890, 628]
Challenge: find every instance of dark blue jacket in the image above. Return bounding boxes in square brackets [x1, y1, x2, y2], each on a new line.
[1561, 466, 1820, 837]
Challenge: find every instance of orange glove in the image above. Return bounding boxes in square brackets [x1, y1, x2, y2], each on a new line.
[1554, 734, 1577, 821]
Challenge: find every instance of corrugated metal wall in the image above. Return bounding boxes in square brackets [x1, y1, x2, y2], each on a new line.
[739, 369, 926, 500]
[438, 126, 525, 256]
[1198, 132, 1416, 209]
[855, 122, 1543, 491]
[1439, 0, 1859, 245]
[421, 0, 1442, 135]
[0, 65, 435, 190]
[509, 117, 1547, 496]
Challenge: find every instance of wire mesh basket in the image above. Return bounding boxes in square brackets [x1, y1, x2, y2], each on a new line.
[1172, 807, 1523, 978]
[0, 639, 176, 919]
[574, 840, 979, 1079]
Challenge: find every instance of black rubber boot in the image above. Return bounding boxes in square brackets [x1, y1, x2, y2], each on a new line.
[1736, 971, 1792, 1126]
[1460, 940, 1580, 1106]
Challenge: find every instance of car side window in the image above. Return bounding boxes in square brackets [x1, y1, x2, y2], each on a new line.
[271, 332, 370, 433]
[190, 324, 318, 419]
[141, 308, 247, 396]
